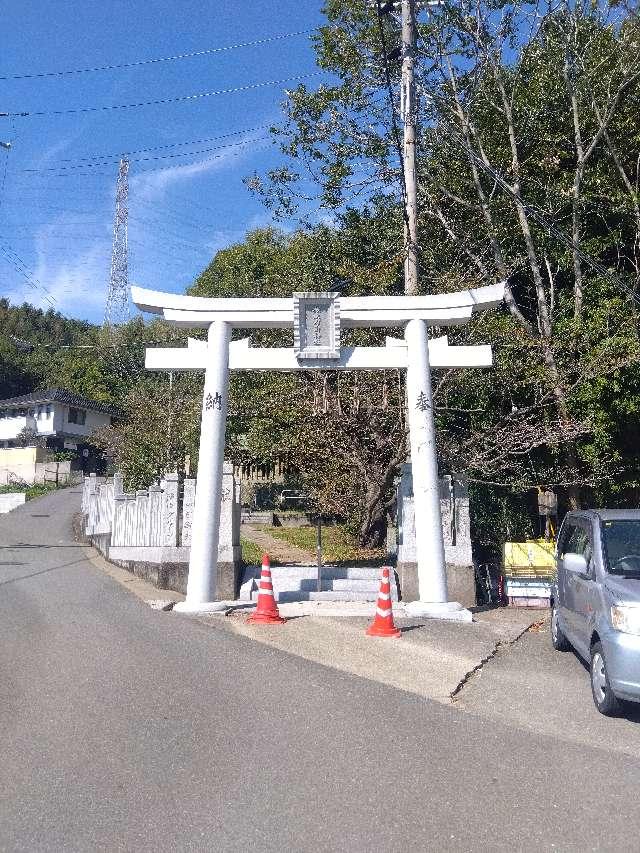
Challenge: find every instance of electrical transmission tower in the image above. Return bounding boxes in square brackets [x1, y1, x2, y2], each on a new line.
[104, 157, 130, 328]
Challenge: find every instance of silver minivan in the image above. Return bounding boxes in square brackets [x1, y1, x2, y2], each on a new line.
[551, 510, 640, 715]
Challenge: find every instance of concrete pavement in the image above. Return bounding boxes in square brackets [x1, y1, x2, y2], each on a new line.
[196, 606, 540, 702]
[458, 627, 640, 758]
[2, 486, 640, 852]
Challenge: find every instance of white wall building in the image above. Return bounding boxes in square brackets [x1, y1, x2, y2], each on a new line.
[0, 389, 117, 459]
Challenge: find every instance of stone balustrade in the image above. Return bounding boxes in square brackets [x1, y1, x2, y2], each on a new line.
[80, 466, 241, 597]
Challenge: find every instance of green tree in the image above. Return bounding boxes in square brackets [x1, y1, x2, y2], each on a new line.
[251, 0, 640, 511]
[92, 375, 202, 491]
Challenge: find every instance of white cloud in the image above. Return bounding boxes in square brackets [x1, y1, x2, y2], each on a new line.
[3, 214, 112, 322]
[33, 247, 110, 320]
[130, 129, 268, 204]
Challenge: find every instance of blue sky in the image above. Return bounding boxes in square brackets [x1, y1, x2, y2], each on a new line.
[0, 0, 327, 323]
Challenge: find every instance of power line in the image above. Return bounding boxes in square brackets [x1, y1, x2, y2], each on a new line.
[0, 242, 58, 305]
[59, 126, 271, 162]
[4, 72, 325, 118]
[0, 30, 313, 81]
[18, 135, 271, 172]
[9, 139, 274, 181]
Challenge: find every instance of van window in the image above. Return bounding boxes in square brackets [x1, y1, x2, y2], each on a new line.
[602, 520, 640, 576]
[566, 524, 593, 570]
[558, 523, 575, 556]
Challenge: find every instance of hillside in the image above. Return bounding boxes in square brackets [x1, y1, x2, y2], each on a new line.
[0, 299, 101, 400]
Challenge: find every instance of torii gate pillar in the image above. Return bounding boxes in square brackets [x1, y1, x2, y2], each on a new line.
[174, 321, 231, 613]
[403, 319, 466, 619]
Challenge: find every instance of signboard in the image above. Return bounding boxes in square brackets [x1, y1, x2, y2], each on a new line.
[504, 539, 555, 578]
[293, 292, 341, 360]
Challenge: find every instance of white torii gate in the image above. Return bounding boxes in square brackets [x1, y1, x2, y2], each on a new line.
[132, 283, 504, 617]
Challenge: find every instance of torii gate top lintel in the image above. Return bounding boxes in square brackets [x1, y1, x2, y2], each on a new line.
[130, 283, 504, 329]
[132, 282, 504, 372]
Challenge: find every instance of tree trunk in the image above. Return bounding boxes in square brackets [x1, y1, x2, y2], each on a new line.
[357, 450, 405, 547]
[540, 339, 582, 509]
[358, 503, 388, 549]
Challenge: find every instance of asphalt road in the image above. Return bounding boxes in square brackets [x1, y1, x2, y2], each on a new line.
[2, 487, 640, 852]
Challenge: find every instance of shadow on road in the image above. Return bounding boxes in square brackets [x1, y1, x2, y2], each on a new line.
[0, 544, 85, 550]
[0, 557, 88, 587]
[398, 624, 427, 634]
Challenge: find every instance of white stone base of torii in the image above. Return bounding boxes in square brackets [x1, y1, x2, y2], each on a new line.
[132, 283, 504, 619]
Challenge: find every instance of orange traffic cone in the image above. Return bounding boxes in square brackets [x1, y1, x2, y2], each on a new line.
[366, 566, 401, 638]
[248, 555, 286, 625]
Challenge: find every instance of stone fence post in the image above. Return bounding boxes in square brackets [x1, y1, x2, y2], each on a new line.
[124, 495, 136, 545]
[135, 490, 149, 546]
[113, 472, 124, 497]
[83, 473, 97, 526]
[112, 494, 127, 547]
[148, 485, 164, 546]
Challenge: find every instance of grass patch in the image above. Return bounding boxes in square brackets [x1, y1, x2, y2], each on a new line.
[0, 481, 69, 500]
[25, 483, 62, 500]
[258, 524, 385, 565]
[241, 537, 281, 567]
[0, 484, 26, 494]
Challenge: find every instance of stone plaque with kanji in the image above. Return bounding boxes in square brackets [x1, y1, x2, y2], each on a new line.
[293, 292, 341, 360]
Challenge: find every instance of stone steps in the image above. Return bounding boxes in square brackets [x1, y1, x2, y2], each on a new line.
[250, 589, 398, 603]
[242, 565, 389, 580]
[330, 578, 384, 592]
[238, 564, 399, 603]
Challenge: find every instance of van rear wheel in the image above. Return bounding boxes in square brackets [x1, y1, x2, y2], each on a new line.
[590, 642, 622, 716]
[551, 604, 570, 651]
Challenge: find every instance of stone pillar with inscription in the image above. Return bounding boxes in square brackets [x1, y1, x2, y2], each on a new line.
[161, 473, 179, 547]
[397, 467, 475, 608]
[181, 479, 196, 546]
[216, 463, 241, 599]
[174, 321, 231, 613]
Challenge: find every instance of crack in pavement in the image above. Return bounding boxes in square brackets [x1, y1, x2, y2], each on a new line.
[450, 618, 547, 702]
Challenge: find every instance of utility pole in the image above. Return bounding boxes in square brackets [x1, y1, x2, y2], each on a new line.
[104, 157, 130, 329]
[401, 0, 419, 295]
[393, 1, 460, 615]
